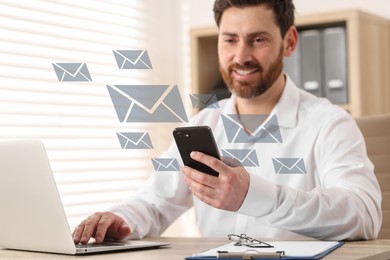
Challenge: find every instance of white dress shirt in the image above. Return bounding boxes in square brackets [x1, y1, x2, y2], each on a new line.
[110, 76, 382, 240]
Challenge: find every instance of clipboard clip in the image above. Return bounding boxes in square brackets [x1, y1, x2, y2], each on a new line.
[217, 250, 285, 259]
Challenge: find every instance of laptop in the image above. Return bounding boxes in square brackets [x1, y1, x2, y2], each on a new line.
[0, 140, 169, 255]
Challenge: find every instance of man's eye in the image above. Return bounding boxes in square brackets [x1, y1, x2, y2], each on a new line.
[224, 38, 236, 44]
[254, 37, 265, 43]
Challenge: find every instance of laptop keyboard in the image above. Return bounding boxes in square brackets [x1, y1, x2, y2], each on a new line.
[76, 242, 126, 248]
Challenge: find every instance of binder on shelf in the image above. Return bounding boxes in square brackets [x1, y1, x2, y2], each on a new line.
[300, 29, 323, 97]
[323, 27, 348, 104]
[284, 38, 301, 88]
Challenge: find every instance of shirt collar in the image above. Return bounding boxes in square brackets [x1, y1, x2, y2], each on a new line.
[224, 74, 299, 129]
[225, 93, 237, 114]
[272, 74, 299, 129]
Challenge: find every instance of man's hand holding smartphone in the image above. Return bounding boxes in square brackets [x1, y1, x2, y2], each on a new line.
[173, 126, 250, 212]
[182, 151, 250, 212]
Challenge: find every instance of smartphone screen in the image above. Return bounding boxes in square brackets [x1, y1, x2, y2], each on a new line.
[173, 126, 220, 177]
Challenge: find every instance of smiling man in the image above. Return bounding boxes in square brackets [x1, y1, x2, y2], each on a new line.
[218, 4, 288, 104]
[73, 0, 382, 244]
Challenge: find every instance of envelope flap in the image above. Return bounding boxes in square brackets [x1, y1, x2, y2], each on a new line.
[53, 63, 83, 77]
[263, 115, 283, 139]
[224, 114, 267, 133]
[153, 158, 172, 167]
[114, 50, 144, 63]
[238, 114, 269, 134]
[107, 85, 133, 122]
[116, 132, 153, 149]
[162, 85, 189, 122]
[117, 132, 144, 144]
[117, 132, 132, 148]
[273, 158, 301, 170]
[113, 50, 153, 69]
[139, 51, 152, 67]
[190, 95, 199, 106]
[222, 114, 283, 143]
[246, 149, 259, 163]
[222, 149, 249, 161]
[221, 114, 242, 139]
[222, 149, 259, 167]
[115, 85, 168, 110]
[190, 94, 219, 109]
[198, 94, 215, 104]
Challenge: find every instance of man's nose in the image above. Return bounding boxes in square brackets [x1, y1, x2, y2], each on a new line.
[233, 42, 253, 65]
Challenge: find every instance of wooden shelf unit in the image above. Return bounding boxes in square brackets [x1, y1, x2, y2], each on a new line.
[190, 10, 390, 116]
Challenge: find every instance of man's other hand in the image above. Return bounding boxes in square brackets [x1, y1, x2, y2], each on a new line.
[72, 212, 131, 244]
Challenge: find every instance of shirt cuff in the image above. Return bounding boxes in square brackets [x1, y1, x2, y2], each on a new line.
[237, 173, 277, 217]
[108, 206, 139, 240]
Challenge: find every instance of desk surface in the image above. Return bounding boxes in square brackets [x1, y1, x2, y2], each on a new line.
[1, 237, 390, 259]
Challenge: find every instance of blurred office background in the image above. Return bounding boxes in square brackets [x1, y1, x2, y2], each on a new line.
[0, 0, 389, 237]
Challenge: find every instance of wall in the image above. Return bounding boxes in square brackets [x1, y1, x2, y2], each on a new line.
[184, 0, 390, 28]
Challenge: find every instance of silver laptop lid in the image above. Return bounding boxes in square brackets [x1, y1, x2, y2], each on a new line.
[0, 140, 77, 254]
[0, 140, 170, 255]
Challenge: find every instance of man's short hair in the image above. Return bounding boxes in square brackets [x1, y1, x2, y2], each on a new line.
[213, 0, 295, 37]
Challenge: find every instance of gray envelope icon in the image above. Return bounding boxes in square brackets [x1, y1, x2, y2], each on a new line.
[113, 50, 153, 69]
[52, 63, 92, 82]
[116, 132, 153, 149]
[272, 158, 306, 174]
[190, 94, 219, 109]
[107, 84, 188, 123]
[221, 114, 283, 143]
[222, 149, 260, 167]
[152, 158, 180, 172]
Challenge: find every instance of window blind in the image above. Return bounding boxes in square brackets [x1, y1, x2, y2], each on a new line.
[0, 0, 175, 230]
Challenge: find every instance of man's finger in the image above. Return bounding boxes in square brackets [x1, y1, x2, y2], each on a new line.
[94, 214, 114, 244]
[187, 175, 216, 197]
[190, 151, 228, 174]
[183, 165, 218, 188]
[72, 223, 85, 244]
[79, 214, 102, 244]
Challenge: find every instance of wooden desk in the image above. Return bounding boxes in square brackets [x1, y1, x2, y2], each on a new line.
[1, 237, 390, 259]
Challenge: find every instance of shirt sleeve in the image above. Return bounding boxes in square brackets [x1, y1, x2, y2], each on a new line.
[105, 108, 219, 239]
[108, 142, 193, 239]
[237, 113, 382, 240]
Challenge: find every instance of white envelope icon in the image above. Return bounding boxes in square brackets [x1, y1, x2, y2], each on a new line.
[152, 158, 180, 172]
[52, 63, 92, 82]
[107, 84, 188, 123]
[221, 114, 283, 143]
[190, 94, 219, 109]
[221, 149, 260, 167]
[116, 132, 153, 149]
[113, 50, 153, 69]
[272, 158, 306, 174]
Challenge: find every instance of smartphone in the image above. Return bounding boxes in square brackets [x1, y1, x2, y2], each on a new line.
[173, 126, 220, 177]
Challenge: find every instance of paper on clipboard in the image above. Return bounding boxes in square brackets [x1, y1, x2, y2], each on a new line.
[190, 241, 343, 259]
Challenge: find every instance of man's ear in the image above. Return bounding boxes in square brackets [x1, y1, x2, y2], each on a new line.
[283, 26, 298, 57]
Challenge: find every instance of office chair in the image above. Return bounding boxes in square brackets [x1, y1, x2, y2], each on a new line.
[355, 113, 390, 239]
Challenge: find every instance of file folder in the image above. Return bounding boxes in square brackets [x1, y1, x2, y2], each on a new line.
[323, 27, 348, 104]
[284, 38, 301, 88]
[300, 29, 322, 97]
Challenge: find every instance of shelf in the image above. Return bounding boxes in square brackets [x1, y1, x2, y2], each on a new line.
[190, 10, 390, 116]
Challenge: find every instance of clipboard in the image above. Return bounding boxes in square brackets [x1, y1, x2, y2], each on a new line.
[186, 241, 344, 260]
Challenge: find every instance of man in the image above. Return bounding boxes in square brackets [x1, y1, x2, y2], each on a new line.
[73, 0, 382, 244]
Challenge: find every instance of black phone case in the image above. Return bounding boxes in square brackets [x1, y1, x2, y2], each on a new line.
[173, 126, 220, 177]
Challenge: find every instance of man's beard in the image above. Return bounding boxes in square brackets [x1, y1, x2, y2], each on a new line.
[220, 45, 284, 99]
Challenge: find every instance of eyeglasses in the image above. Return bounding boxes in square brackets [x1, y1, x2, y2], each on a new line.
[228, 233, 274, 248]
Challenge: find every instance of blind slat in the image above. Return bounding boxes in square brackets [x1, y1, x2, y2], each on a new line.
[0, 0, 170, 230]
